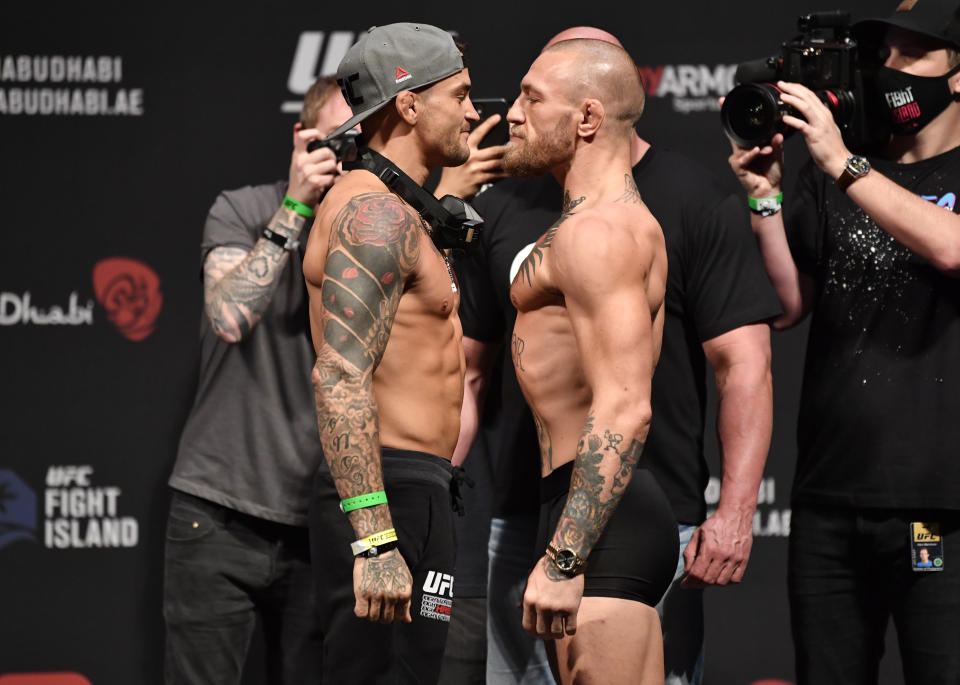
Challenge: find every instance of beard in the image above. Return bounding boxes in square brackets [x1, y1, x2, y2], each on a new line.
[503, 116, 575, 177]
[440, 132, 471, 166]
[420, 106, 471, 167]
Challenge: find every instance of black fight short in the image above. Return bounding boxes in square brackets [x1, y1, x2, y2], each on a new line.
[538, 462, 678, 607]
[310, 448, 457, 685]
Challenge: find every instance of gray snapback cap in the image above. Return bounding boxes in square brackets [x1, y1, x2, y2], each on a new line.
[325, 23, 464, 139]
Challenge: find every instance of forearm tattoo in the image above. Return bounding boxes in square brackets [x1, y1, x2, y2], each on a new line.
[553, 412, 644, 559]
[313, 192, 421, 536]
[204, 208, 306, 341]
[517, 191, 585, 286]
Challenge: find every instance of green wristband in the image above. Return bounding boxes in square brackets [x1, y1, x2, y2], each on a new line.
[282, 195, 315, 218]
[747, 192, 783, 217]
[340, 491, 388, 513]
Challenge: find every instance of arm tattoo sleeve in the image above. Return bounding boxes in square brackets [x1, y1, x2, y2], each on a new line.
[313, 192, 421, 537]
[548, 412, 644, 578]
[203, 207, 306, 342]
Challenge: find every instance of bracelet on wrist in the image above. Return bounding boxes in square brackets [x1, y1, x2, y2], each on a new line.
[351, 528, 398, 557]
[261, 227, 300, 252]
[340, 491, 388, 513]
[747, 192, 783, 217]
[282, 194, 315, 218]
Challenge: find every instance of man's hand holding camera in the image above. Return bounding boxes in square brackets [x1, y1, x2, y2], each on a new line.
[777, 81, 852, 179]
[289, 126, 341, 208]
[727, 81, 852, 193]
[727, 130, 784, 200]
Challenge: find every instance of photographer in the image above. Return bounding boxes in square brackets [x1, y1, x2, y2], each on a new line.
[164, 76, 351, 684]
[727, 1, 960, 682]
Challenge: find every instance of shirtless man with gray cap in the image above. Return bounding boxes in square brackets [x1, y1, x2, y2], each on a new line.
[303, 22, 479, 684]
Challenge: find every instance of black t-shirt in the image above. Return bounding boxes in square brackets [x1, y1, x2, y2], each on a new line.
[786, 147, 960, 510]
[457, 146, 781, 524]
[171, 181, 324, 526]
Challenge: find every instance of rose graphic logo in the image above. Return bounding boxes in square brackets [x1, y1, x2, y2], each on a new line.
[0, 674, 93, 685]
[92, 257, 163, 341]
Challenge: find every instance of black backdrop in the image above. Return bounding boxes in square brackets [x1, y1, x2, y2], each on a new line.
[1, 2, 904, 683]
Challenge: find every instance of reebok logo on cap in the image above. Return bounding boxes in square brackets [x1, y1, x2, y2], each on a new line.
[395, 66, 411, 83]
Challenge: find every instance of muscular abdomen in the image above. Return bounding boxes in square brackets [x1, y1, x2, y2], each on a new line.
[513, 306, 591, 476]
[374, 272, 464, 460]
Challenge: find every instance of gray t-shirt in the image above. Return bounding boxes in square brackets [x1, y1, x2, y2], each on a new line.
[169, 181, 322, 526]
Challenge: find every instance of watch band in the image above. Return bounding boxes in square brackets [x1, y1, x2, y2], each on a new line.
[837, 156, 870, 193]
[836, 169, 857, 193]
[262, 227, 300, 252]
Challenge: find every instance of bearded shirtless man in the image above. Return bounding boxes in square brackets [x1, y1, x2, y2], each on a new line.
[505, 38, 678, 684]
[302, 23, 478, 684]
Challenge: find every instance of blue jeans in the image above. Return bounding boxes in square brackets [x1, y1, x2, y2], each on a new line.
[486, 515, 554, 685]
[655, 524, 704, 685]
[163, 491, 322, 684]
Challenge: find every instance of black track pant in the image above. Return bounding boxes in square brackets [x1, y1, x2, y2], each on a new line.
[310, 449, 457, 685]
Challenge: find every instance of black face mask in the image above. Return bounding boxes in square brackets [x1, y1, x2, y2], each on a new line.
[876, 63, 960, 136]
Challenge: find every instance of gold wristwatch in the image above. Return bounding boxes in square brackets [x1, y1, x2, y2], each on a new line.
[546, 542, 588, 577]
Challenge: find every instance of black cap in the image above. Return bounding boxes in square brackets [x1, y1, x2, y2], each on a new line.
[857, 0, 960, 49]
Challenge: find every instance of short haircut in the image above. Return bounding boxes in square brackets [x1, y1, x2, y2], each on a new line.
[543, 38, 646, 127]
[300, 76, 341, 129]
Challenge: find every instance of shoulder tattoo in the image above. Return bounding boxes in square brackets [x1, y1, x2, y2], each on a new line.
[321, 192, 421, 373]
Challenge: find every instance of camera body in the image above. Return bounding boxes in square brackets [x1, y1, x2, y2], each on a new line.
[721, 11, 886, 150]
[307, 129, 359, 161]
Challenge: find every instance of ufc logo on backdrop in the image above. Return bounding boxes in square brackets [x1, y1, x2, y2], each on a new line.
[281, 31, 357, 113]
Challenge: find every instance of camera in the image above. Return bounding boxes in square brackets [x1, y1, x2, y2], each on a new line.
[721, 11, 886, 150]
[307, 129, 359, 161]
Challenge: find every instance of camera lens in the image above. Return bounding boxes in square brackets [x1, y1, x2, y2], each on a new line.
[721, 83, 786, 148]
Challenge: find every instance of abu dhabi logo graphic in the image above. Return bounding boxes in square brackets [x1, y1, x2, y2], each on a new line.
[282, 31, 359, 113]
[0, 470, 37, 550]
[638, 63, 737, 114]
[92, 257, 162, 341]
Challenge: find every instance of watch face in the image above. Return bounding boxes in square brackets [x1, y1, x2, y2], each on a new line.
[848, 156, 870, 176]
[555, 549, 576, 571]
